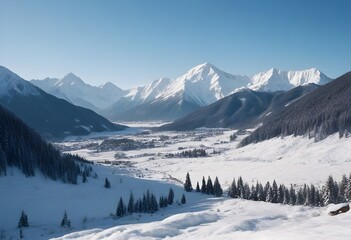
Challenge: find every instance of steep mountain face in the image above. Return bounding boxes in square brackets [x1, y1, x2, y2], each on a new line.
[249, 68, 331, 92]
[159, 84, 319, 131]
[31, 73, 125, 111]
[0, 66, 126, 138]
[109, 63, 251, 121]
[241, 71, 351, 146]
[0, 104, 83, 183]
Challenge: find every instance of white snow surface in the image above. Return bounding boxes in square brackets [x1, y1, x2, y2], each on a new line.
[0, 66, 40, 97]
[249, 67, 331, 92]
[1, 127, 351, 239]
[31, 73, 125, 109]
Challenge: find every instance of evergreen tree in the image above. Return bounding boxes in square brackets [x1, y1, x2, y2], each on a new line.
[181, 194, 186, 204]
[213, 177, 223, 197]
[339, 174, 348, 201]
[127, 192, 135, 214]
[150, 194, 158, 213]
[322, 175, 337, 205]
[184, 172, 193, 192]
[17, 211, 29, 228]
[237, 176, 244, 198]
[257, 183, 265, 201]
[266, 186, 273, 203]
[206, 176, 214, 195]
[201, 176, 207, 194]
[168, 188, 174, 205]
[116, 197, 126, 217]
[295, 189, 304, 205]
[346, 173, 351, 201]
[272, 180, 278, 203]
[61, 211, 71, 228]
[243, 183, 251, 199]
[104, 177, 111, 188]
[289, 185, 296, 205]
[196, 181, 200, 192]
[263, 181, 271, 201]
[278, 184, 285, 203]
[283, 188, 290, 205]
[228, 178, 237, 198]
[82, 171, 87, 183]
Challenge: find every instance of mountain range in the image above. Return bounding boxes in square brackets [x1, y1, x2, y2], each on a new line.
[0, 66, 126, 139]
[31, 63, 332, 121]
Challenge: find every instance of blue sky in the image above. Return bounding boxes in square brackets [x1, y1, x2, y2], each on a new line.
[0, 0, 350, 89]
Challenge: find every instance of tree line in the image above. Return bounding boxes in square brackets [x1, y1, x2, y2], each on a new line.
[115, 188, 186, 218]
[185, 172, 351, 207]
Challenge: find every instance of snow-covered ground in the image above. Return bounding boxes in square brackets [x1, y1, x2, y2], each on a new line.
[1, 125, 351, 239]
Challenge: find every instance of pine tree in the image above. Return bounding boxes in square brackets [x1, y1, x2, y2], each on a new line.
[283, 188, 290, 204]
[184, 172, 193, 192]
[257, 183, 265, 201]
[116, 197, 126, 217]
[289, 185, 296, 205]
[346, 173, 351, 201]
[295, 189, 304, 205]
[272, 180, 278, 203]
[82, 171, 87, 183]
[339, 174, 348, 201]
[228, 178, 237, 198]
[104, 177, 111, 188]
[127, 192, 135, 214]
[206, 176, 214, 195]
[213, 177, 223, 197]
[322, 175, 336, 205]
[61, 211, 71, 228]
[266, 186, 273, 203]
[278, 184, 285, 203]
[201, 176, 207, 194]
[18, 211, 29, 228]
[181, 194, 186, 204]
[196, 181, 200, 192]
[168, 188, 174, 205]
[237, 177, 244, 198]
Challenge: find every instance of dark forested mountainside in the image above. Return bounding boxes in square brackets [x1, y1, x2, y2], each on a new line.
[159, 85, 318, 131]
[0, 105, 86, 184]
[241, 71, 351, 146]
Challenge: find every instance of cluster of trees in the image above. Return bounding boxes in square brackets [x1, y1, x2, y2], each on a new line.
[184, 173, 223, 197]
[98, 138, 155, 151]
[227, 174, 351, 207]
[240, 72, 351, 146]
[0, 105, 89, 184]
[116, 189, 186, 218]
[17, 211, 29, 228]
[165, 149, 207, 158]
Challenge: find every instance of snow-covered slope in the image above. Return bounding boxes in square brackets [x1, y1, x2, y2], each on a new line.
[158, 63, 251, 106]
[124, 77, 172, 104]
[31, 73, 126, 110]
[249, 68, 331, 92]
[0, 66, 40, 97]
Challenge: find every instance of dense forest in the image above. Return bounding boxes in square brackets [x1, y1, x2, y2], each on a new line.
[0, 105, 87, 184]
[241, 72, 351, 146]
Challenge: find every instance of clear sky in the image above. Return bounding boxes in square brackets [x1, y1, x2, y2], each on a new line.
[0, 0, 350, 89]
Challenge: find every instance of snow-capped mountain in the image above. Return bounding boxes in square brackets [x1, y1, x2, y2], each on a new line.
[249, 68, 331, 92]
[157, 63, 251, 106]
[108, 63, 251, 121]
[0, 66, 126, 138]
[31, 73, 126, 111]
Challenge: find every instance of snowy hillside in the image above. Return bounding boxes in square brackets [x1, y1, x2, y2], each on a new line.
[249, 68, 331, 92]
[0, 66, 40, 97]
[31, 73, 125, 110]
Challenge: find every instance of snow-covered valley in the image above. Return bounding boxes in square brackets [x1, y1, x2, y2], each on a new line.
[1, 124, 351, 239]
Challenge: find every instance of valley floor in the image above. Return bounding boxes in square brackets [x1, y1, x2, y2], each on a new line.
[1, 125, 351, 239]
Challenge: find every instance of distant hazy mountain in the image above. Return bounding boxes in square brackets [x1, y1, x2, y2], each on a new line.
[241, 71, 351, 146]
[0, 66, 126, 138]
[249, 68, 331, 92]
[159, 84, 319, 131]
[108, 63, 251, 121]
[31, 73, 125, 111]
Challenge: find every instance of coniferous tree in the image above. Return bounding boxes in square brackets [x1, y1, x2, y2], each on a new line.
[61, 211, 71, 228]
[184, 172, 193, 192]
[322, 175, 336, 205]
[228, 178, 237, 198]
[296, 189, 304, 205]
[213, 177, 223, 197]
[206, 176, 214, 195]
[283, 188, 290, 204]
[127, 192, 135, 214]
[289, 185, 296, 205]
[150, 194, 158, 213]
[116, 197, 126, 217]
[339, 174, 348, 201]
[237, 177, 244, 198]
[257, 183, 265, 201]
[346, 173, 351, 201]
[272, 180, 278, 203]
[278, 184, 285, 203]
[243, 183, 251, 199]
[168, 188, 174, 205]
[104, 177, 111, 188]
[266, 186, 273, 203]
[181, 194, 186, 204]
[201, 176, 207, 194]
[82, 171, 87, 183]
[18, 211, 29, 228]
[196, 181, 200, 192]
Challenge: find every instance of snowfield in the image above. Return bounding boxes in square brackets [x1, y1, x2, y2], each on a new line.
[1, 125, 351, 239]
